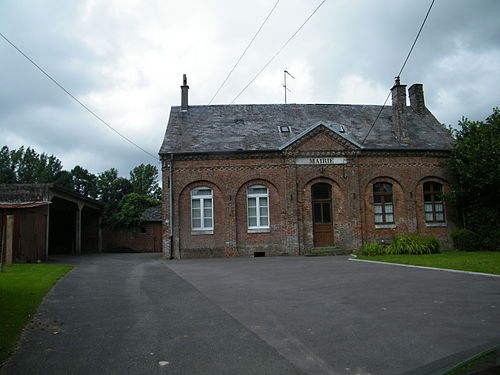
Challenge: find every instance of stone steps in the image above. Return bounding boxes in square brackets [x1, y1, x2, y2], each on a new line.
[303, 247, 351, 257]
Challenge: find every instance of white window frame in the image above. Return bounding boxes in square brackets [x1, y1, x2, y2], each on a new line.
[191, 187, 213, 233]
[247, 185, 270, 232]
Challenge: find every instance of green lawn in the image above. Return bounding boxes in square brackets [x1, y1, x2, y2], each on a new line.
[357, 251, 500, 275]
[0, 264, 73, 364]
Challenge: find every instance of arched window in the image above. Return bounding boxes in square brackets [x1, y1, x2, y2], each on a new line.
[373, 182, 394, 224]
[191, 187, 213, 231]
[423, 182, 445, 222]
[247, 185, 269, 229]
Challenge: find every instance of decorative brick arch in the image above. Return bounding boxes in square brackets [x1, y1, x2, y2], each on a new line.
[234, 178, 283, 257]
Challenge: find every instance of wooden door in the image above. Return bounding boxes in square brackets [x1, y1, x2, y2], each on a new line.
[312, 183, 334, 247]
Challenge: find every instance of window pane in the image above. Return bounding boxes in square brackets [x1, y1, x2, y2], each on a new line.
[192, 199, 200, 209]
[312, 183, 330, 199]
[248, 206, 257, 217]
[384, 194, 393, 203]
[260, 197, 268, 207]
[424, 194, 432, 202]
[203, 199, 211, 208]
[248, 197, 256, 208]
[322, 203, 331, 223]
[260, 216, 269, 226]
[248, 186, 267, 195]
[313, 203, 322, 223]
[192, 207, 201, 218]
[425, 213, 433, 221]
[249, 217, 257, 227]
[374, 204, 382, 214]
[385, 203, 393, 213]
[436, 213, 444, 221]
[435, 203, 444, 212]
[374, 195, 382, 204]
[204, 208, 212, 219]
[382, 183, 392, 192]
[259, 206, 268, 217]
[373, 183, 383, 193]
[193, 188, 211, 196]
[192, 218, 201, 228]
[374, 214, 383, 223]
[424, 203, 433, 212]
[385, 214, 394, 223]
[204, 217, 212, 228]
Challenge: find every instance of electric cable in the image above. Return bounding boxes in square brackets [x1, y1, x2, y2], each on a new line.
[361, 0, 436, 145]
[0, 31, 159, 161]
[208, 0, 280, 105]
[230, 0, 327, 104]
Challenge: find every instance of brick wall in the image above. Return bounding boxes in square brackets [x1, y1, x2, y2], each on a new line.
[162, 144, 455, 258]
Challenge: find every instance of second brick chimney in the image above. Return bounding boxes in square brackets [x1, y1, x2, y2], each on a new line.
[409, 83, 425, 114]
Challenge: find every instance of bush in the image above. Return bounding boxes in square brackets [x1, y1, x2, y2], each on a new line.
[360, 241, 387, 256]
[387, 234, 440, 255]
[451, 228, 481, 251]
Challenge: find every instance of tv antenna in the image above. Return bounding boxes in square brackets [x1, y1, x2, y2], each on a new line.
[283, 69, 295, 104]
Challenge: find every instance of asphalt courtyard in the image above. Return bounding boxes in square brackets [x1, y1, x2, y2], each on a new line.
[1, 253, 499, 375]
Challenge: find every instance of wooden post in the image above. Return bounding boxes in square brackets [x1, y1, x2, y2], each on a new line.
[6, 215, 14, 265]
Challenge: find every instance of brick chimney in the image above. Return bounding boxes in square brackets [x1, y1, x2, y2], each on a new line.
[391, 77, 409, 141]
[409, 83, 425, 114]
[180, 74, 189, 111]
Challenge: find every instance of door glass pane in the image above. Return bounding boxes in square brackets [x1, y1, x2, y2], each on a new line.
[313, 203, 322, 223]
[322, 203, 331, 223]
[312, 183, 330, 199]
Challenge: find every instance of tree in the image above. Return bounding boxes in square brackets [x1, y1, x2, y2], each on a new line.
[0, 145, 63, 184]
[129, 163, 161, 199]
[96, 168, 133, 222]
[449, 108, 500, 250]
[70, 166, 98, 199]
[110, 193, 161, 227]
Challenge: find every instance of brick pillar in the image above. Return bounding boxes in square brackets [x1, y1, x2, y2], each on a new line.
[285, 157, 300, 255]
[224, 200, 237, 257]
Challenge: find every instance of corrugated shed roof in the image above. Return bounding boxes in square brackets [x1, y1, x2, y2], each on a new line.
[159, 104, 453, 155]
[141, 206, 162, 222]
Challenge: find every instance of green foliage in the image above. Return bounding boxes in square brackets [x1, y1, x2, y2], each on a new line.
[387, 234, 440, 255]
[449, 108, 500, 251]
[360, 241, 387, 256]
[129, 163, 161, 199]
[361, 234, 440, 256]
[0, 264, 73, 364]
[0, 145, 63, 184]
[451, 228, 481, 252]
[110, 193, 161, 227]
[70, 165, 98, 199]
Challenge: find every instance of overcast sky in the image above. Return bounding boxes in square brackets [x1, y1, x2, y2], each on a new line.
[1, 0, 499, 176]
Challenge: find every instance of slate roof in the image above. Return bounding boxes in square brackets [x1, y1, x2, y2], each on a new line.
[141, 206, 163, 222]
[159, 104, 453, 155]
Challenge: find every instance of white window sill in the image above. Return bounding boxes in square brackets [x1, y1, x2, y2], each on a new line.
[191, 230, 214, 235]
[375, 224, 397, 229]
[248, 228, 270, 234]
[425, 222, 447, 227]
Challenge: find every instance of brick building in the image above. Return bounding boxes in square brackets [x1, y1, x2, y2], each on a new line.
[159, 76, 455, 258]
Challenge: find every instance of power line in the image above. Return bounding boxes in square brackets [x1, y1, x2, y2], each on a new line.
[361, 0, 436, 145]
[208, 0, 280, 105]
[230, 0, 327, 104]
[0, 31, 159, 161]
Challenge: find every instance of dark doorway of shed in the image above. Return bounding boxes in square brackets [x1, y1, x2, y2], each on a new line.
[48, 197, 76, 254]
[312, 183, 334, 247]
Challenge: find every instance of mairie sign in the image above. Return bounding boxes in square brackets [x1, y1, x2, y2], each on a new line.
[295, 157, 347, 165]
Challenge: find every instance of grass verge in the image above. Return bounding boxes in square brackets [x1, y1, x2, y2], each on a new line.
[0, 264, 73, 364]
[356, 251, 500, 275]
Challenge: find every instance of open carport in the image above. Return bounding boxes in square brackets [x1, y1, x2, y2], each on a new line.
[0, 184, 102, 262]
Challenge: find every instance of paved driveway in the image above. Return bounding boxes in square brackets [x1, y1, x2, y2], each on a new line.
[2, 254, 499, 375]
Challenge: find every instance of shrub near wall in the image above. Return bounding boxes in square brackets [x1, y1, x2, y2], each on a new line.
[451, 228, 480, 251]
[361, 234, 440, 255]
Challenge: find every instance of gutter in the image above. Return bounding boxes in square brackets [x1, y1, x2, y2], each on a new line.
[169, 153, 174, 259]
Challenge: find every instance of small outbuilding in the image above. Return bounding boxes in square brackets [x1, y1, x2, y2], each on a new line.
[0, 184, 102, 262]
